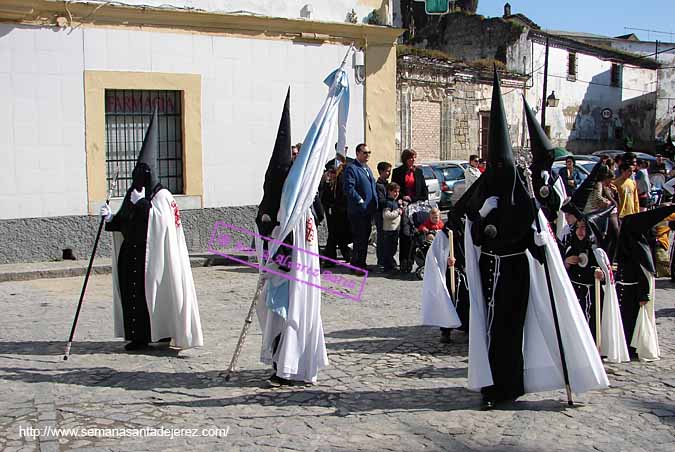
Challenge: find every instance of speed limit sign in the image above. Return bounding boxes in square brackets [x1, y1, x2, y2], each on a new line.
[601, 108, 612, 119]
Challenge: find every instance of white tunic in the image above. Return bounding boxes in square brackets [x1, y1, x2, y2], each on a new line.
[593, 247, 630, 363]
[420, 231, 462, 329]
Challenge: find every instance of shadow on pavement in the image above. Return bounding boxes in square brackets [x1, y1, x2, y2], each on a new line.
[152, 386, 480, 414]
[396, 365, 468, 380]
[654, 278, 675, 290]
[0, 366, 270, 390]
[0, 341, 179, 356]
[655, 308, 675, 318]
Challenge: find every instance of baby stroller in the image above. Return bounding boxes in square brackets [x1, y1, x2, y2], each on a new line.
[400, 201, 434, 280]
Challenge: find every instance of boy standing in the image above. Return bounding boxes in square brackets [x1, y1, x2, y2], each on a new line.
[376, 162, 392, 269]
[382, 182, 403, 272]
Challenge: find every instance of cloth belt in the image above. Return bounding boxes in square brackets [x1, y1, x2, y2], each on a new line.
[616, 281, 638, 286]
[571, 280, 594, 324]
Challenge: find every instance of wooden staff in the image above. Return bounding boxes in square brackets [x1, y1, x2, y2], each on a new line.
[64, 166, 119, 360]
[595, 269, 602, 353]
[224, 277, 264, 381]
[524, 167, 574, 406]
[448, 230, 456, 299]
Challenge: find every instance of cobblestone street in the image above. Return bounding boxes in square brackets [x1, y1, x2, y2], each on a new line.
[0, 264, 674, 451]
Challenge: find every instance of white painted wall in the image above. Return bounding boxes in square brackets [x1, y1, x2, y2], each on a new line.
[524, 42, 656, 147]
[0, 23, 365, 219]
[87, 0, 390, 24]
[611, 40, 675, 136]
[0, 25, 87, 220]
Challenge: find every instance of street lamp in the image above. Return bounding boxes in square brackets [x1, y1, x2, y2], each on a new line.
[546, 91, 559, 108]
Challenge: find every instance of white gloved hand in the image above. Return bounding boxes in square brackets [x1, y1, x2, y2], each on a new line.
[478, 196, 499, 218]
[540, 170, 550, 185]
[130, 187, 145, 205]
[99, 204, 113, 223]
[534, 231, 548, 246]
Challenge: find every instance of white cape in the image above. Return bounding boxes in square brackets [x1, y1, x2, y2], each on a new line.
[465, 210, 609, 394]
[112, 189, 203, 349]
[631, 267, 660, 361]
[551, 176, 567, 240]
[593, 247, 630, 363]
[256, 211, 328, 383]
[420, 232, 462, 328]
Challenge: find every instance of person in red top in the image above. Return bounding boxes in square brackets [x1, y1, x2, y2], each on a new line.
[391, 149, 429, 272]
[418, 207, 444, 241]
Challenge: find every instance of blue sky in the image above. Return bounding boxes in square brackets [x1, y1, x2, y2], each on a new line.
[476, 0, 675, 42]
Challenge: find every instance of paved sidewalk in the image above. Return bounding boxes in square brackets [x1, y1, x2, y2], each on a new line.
[0, 266, 673, 451]
[0, 254, 238, 283]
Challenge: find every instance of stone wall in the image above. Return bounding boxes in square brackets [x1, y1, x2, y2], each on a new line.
[411, 99, 442, 161]
[397, 54, 527, 164]
[401, 8, 526, 70]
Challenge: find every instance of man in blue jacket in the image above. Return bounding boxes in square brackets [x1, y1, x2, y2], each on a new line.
[343, 143, 378, 271]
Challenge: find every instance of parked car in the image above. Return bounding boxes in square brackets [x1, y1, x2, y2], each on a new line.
[427, 160, 469, 209]
[416, 164, 442, 206]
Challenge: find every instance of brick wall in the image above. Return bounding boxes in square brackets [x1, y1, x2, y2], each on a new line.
[411, 100, 441, 162]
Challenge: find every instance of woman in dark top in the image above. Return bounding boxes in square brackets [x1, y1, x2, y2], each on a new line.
[558, 157, 583, 195]
[391, 149, 428, 271]
[391, 149, 429, 202]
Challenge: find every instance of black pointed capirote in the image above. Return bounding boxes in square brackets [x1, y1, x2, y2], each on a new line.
[561, 161, 610, 218]
[132, 106, 161, 195]
[484, 66, 517, 204]
[619, 204, 675, 273]
[256, 88, 292, 237]
[523, 96, 555, 175]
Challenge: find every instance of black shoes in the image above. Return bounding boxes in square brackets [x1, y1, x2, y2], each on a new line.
[157, 337, 171, 343]
[267, 374, 293, 387]
[440, 329, 452, 344]
[481, 399, 496, 410]
[124, 341, 149, 351]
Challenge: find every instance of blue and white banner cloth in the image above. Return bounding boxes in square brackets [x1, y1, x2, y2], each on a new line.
[256, 54, 352, 383]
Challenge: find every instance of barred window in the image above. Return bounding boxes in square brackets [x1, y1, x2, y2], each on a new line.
[567, 52, 577, 81]
[610, 64, 623, 88]
[105, 90, 183, 197]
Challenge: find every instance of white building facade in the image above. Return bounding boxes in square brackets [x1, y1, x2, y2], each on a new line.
[523, 31, 659, 153]
[0, 0, 401, 263]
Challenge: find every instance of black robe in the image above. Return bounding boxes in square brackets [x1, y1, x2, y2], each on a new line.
[105, 190, 159, 343]
[564, 240, 603, 340]
[615, 257, 650, 354]
[469, 207, 535, 402]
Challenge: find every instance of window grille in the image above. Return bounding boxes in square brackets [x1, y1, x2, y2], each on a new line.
[610, 64, 623, 88]
[105, 89, 183, 197]
[567, 52, 578, 81]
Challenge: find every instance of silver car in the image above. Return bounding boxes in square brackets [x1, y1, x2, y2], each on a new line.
[417, 164, 441, 206]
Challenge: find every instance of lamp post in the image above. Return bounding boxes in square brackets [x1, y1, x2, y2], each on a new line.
[547, 91, 559, 108]
[541, 37, 550, 131]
